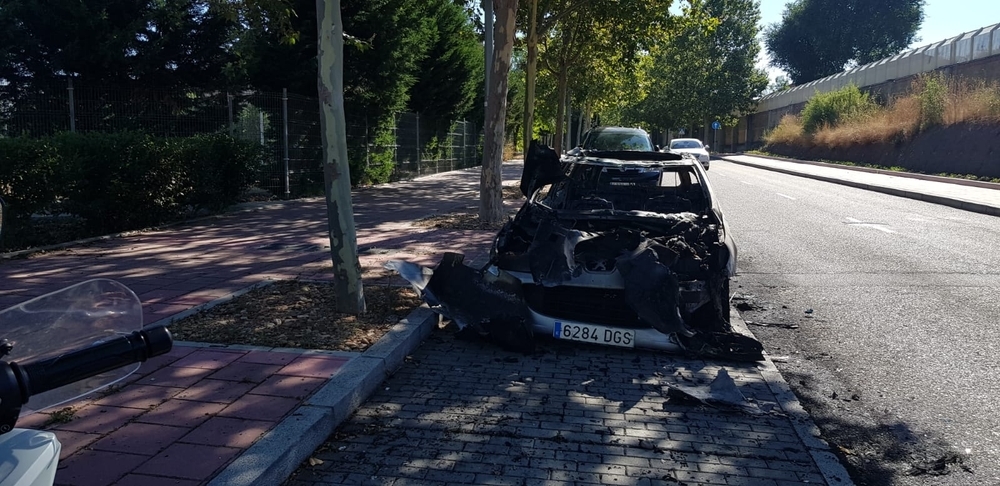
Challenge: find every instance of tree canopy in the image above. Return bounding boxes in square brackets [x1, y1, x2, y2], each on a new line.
[764, 0, 924, 84]
[629, 0, 767, 131]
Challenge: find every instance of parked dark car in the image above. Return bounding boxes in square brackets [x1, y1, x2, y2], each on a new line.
[573, 126, 656, 153]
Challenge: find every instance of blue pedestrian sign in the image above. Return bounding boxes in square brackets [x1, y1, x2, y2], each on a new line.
[711, 121, 722, 130]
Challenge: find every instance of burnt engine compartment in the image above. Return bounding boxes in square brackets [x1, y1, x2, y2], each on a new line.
[387, 141, 762, 361]
[493, 203, 732, 336]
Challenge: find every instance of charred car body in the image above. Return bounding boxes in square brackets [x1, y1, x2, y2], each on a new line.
[388, 141, 762, 361]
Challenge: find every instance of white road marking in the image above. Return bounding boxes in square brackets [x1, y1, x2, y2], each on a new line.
[775, 193, 796, 200]
[741, 181, 753, 185]
[844, 217, 896, 234]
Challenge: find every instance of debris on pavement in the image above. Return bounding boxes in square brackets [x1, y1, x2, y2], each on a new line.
[907, 451, 973, 476]
[663, 369, 766, 414]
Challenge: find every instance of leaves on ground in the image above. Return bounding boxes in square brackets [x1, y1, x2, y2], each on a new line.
[412, 186, 522, 231]
[168, 281, 422, 352]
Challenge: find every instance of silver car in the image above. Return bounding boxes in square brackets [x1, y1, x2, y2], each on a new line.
[665, 138, 711, 170]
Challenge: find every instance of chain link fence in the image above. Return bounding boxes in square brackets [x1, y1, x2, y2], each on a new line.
[0, 80, 481, 198]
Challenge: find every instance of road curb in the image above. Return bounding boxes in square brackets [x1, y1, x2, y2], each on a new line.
[721, 157, 1000, 218]
[206, 305, 439, 486]
[722, 153, 1000, 190]
[729, 309, 855, 486]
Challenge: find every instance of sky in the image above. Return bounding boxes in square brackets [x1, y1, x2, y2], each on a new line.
[755, 0, 1000, 83]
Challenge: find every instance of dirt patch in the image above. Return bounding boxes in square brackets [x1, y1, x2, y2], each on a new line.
[503, 185, 526, 201]
[168, 280, 422, 352]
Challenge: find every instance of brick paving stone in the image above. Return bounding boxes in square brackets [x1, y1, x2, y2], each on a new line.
[135, 443, 241, 480]
[286, 330, 831, 486]
[113, 474, 202, 486]
[49, 404, 137, 435]
[218, 393, 300, 421]
[89, 422, 190, 456]
[180, 416, 273, 448]
[50, 430, 101, 460]
[53, 449, 148, 486]
[93, 384, 183, 409]
[208, 361, 283, 383]
[174, 378, 257, 403]
[278, 355, 349, 378]
[249, 374, 326, 399]
[136, 365, 213, 388]
[170, 349, 244, 370]
[137, 399, 228, 428]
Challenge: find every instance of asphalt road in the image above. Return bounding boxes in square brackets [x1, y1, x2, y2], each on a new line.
[706, 159, 1000, 486]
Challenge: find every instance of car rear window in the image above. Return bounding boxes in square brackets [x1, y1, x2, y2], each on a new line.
[584, 132, 652, 151]
[670, 140, 702, 149]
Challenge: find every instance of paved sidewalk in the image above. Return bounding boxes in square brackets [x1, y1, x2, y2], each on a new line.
[0, 164, 521, 485]
[721, 154, 1000, 217]
[0, 160, 861, 485]
[286, 321, 848, 486]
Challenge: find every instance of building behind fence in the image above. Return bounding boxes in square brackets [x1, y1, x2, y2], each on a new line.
[0, 81, 481, 197]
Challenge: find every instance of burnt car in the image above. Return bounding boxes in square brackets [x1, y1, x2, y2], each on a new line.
[387, 141, 761, 361]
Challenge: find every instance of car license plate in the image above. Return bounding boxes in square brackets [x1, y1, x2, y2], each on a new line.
[553, 322, 635, 348]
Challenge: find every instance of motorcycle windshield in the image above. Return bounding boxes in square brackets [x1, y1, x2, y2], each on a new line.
[0, 279, 143, 416]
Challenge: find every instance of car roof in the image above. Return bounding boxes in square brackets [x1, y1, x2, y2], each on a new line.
[588, 126, 649, 135]
[571, 156, 700, 170]
[670, 138, 702, 143]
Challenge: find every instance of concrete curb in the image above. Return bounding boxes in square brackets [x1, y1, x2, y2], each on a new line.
[206, 305, 439, 486]
[723, 153, 1000, 190]
[721, 157, 1000, 218]
[729, 309, 855, 486]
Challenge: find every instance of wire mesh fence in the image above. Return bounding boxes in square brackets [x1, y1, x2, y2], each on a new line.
[0, 80, 481, 198]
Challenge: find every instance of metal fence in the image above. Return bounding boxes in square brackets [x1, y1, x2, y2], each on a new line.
[0, 81, 481, 197]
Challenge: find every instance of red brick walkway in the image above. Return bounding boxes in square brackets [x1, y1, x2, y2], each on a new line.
[0, 163, 524, 485]
[14, 345, 350, 486]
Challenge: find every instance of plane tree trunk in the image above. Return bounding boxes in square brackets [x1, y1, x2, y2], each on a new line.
[317, 0, 365, 314]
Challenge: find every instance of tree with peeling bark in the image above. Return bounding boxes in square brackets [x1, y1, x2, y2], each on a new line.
[519, 0, 591, 154]
[317, 0, 365, 314]
[536, 0, 671, 153]
[480, 0, 520, 225]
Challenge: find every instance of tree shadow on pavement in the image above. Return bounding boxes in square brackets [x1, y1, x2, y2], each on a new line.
[778, 368, 974, 486]
[285, 327, 835, 486]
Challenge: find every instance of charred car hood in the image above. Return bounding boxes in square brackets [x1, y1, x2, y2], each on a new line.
[388, 141, 761, 361]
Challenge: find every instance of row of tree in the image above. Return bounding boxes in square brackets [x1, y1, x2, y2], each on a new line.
[491, 0, 769, 155]
[0, 0, 484, 142]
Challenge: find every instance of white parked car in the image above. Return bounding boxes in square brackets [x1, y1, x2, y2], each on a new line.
[665, 138, 711, 170]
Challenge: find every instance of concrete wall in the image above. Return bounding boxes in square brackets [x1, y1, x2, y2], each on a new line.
[747, 23, 1000, 146]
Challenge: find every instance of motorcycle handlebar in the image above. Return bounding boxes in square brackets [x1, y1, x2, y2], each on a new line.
[0, 326, 172, 433]
[16, 326, 173, 397]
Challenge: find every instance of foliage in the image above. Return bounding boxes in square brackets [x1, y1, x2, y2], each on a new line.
[765, 74, 1000, 149]
[177, 133, 265, 210]
[764, 0, 924, 84]
[0, 137, 60, 229]
[407, 0, 483, 126]
[762, 115, 805, 145]
[0, 133, 263, 237]
[766, 76, 793, 95]
[917, 73, 947, 131]
[631, 0, 767, 130]
[535, 0, 674, 150]
[800, 84, 877, 134]
[0, 0, 240, 132]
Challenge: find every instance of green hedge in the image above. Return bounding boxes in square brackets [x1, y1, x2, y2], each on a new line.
[0, 132, 264, 243]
